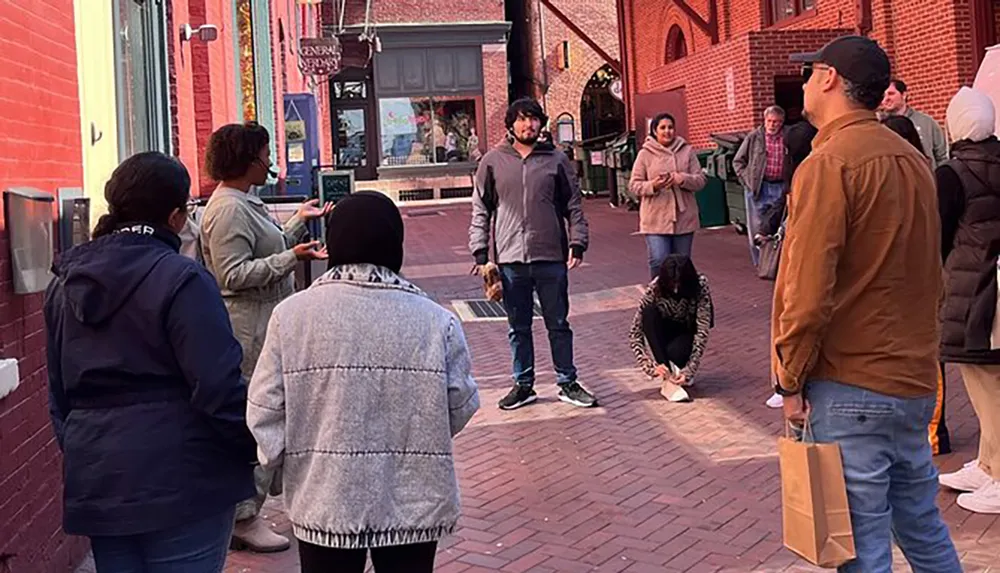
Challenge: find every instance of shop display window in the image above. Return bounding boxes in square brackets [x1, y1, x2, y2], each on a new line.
[379, 96, 480, 166]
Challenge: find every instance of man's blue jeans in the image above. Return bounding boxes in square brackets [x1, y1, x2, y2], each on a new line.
[499, 262, 576, 387]
[745, 180, 786, 266]
[90, 506, 236, 573]
[805, 380, 961, 573]
[644, 233, 694, 280]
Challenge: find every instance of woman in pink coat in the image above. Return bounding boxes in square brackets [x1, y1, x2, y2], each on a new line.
[629, 113, 707, 278]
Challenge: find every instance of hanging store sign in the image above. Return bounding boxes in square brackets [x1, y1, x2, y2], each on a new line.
[299, 36, 343, 77]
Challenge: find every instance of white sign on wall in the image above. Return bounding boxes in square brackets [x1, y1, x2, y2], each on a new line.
[725, 68, 736, 112]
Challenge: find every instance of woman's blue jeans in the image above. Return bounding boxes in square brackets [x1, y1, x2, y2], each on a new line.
[90, 506, 236, 573]
[645, 233, 694, 279]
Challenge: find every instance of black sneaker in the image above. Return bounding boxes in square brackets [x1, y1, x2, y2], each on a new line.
[558, 382, 598, 408]
[498, 385, 538, 410]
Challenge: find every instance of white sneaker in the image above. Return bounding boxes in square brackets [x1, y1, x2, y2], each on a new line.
[957, 479, 1000, 514]
[940, 459, 992, 492]
[660, 380, 692, 402]
[765, 393, 784, 409]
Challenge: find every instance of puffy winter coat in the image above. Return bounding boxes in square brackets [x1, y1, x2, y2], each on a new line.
[939, 137, 1000, 363]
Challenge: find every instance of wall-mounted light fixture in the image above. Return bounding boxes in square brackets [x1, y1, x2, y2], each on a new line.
[180, 24, 220, 43]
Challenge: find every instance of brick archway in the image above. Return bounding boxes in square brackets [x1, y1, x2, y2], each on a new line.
[580, 64, 626, 141]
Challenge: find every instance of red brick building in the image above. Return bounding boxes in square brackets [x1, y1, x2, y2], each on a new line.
[512, 0, 625, 144]
[0, 2, 90, 572]
[618, 0, 1000, 149]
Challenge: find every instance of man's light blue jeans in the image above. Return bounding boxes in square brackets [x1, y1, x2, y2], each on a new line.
[745, 180, 786, 266]
[805, 380, 961, 573]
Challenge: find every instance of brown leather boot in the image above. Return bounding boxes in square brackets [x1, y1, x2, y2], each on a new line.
[230, 516, 291, 553]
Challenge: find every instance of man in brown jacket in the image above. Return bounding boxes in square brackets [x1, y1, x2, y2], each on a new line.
[773, 36, 961, 571]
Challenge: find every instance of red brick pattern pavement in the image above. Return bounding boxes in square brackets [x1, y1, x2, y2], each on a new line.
[222, 201, 1000, 572]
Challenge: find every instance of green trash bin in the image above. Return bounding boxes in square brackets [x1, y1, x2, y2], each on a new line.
[695, 151, 729, 228]
[710, 132, 749, 233]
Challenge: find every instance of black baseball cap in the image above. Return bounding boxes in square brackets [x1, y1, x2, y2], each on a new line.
[790, 35, 891, 92]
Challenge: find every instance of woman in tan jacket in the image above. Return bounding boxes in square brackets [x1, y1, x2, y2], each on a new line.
[200, 122, 330, 553]
[629, 113, 707, 278]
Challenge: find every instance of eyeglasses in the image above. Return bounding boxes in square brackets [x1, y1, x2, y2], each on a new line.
[801, 64, 832, 81]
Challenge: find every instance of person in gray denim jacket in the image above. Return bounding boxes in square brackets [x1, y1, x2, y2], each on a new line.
[248, 192, 479, 573]
[469, 98, 596, 411]
[200, 122, 330, 553]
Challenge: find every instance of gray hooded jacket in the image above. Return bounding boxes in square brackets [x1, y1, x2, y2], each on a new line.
[469, 141, 589, 265]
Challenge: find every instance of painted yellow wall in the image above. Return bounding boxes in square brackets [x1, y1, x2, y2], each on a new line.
[74, 0, 119, 221]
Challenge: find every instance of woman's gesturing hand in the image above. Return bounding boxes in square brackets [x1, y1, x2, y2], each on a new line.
[296, 198, 334, 221]
[292, 241, 328, 261]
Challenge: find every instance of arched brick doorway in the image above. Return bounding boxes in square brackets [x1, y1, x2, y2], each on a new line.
[580, 64, 625, 141]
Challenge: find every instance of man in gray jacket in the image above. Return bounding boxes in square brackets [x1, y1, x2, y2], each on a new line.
[881, 78, 949, 168]
[733, 106, 788, 266]
[469, 98, 597, 410]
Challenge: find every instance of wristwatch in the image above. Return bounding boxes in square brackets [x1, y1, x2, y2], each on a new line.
[772, 380, 800, 397]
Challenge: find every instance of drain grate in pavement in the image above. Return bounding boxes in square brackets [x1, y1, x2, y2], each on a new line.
[452, 299, 542, 321]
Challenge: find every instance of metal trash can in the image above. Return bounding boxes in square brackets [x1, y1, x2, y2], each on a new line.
[709, 132, 748, 233]
[606, 132, 637, 209]
[695, 151, 729, 228]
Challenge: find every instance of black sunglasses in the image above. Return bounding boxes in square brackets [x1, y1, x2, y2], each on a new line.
[801, 63, 831, 81]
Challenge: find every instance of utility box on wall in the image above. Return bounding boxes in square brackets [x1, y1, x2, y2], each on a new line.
[58, 187, 90, 251]
[4, 187, 55, 294]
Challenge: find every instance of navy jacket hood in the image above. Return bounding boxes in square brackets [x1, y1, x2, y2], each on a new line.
[54, 225, 181, 326]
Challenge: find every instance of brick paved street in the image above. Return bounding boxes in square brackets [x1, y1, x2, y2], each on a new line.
[219, 200, 1000, 573]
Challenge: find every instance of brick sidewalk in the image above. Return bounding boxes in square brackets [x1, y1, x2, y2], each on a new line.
[222, 200, 1000, 573]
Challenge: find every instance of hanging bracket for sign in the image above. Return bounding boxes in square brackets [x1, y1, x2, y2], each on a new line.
[298, 35, 343, 78]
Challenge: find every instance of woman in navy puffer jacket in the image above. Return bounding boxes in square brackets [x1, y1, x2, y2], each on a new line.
[44, 152, 256, 572]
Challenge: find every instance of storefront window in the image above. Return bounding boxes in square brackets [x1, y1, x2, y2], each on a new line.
[379, 98, 432, 166]
[379, 96, 478, 166]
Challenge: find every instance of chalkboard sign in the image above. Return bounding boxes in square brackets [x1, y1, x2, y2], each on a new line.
[317, 169, 355, 208]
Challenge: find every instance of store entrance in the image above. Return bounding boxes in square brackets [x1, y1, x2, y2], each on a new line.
[329, 67, 378, 181]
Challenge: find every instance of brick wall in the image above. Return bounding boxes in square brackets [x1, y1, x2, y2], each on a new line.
[168, 0, 240, 196]
[0, 2, 89, 572]
[169, 1, 198, 189]
[483, 45, 510, 146]
[525, 0, 621, 132]
[189, 0, 215, 194]
[626, 0, 978, 147]
[374, 0, 504, 23]
[884, 0, 970, 125]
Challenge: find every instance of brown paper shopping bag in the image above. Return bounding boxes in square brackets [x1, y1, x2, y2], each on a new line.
[778, 423, 856, 568]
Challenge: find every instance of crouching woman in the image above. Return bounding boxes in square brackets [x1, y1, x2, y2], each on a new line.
[629, 254, 714, 402]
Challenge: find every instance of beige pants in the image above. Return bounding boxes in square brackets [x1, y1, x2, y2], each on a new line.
[225, 296, 284, 522]
[958, 364, 1000, 479]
